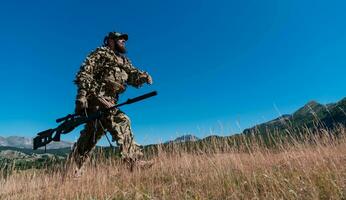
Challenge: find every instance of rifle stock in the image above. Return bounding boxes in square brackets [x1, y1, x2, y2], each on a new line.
[33, 129, 55, 150]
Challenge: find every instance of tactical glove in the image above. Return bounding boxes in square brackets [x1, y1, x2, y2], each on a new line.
[140, 72, 153, 85]
[75, 98, 88, 115]
[146, 73, 153, 85]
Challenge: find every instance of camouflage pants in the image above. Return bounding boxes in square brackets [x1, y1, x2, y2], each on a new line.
[69, 104, 143, 169]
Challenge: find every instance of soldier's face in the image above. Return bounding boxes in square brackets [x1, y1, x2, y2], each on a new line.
[115, 38, 127, 54]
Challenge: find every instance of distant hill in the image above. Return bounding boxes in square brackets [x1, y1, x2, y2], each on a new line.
[0, 146, 70, 170]
[0, 146, 71, 157]
[243, 97, 346, 135]
[0, 136, 72, 170]
[171, 134, 199, 143]
[0, 136, 73, 149]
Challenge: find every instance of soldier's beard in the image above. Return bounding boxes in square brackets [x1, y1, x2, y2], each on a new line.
[115, 44, 126, 54]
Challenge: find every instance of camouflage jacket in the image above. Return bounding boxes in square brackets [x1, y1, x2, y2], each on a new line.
[74, 46, 149, 102]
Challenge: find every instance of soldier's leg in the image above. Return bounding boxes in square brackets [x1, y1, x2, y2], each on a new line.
[69, 120, 105, 169]
[103, 110, 143, 164]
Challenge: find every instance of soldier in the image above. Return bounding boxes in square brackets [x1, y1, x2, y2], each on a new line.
[69, 31, 153, 174]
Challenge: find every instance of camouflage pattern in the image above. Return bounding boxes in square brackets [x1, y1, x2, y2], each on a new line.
[70, 46, 150, 169]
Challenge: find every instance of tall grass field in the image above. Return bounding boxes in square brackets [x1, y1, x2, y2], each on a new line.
[1, 126, 345, 199]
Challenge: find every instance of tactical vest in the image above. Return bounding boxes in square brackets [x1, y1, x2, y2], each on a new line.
[92, 47, 129, 97]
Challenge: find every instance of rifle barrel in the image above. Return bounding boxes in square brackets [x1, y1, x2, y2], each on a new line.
[117, 91, 158, 107]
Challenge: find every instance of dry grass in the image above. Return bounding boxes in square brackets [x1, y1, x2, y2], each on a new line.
[1, 127, 346, 200]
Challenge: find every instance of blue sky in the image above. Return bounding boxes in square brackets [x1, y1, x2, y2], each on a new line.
[0, 0, 345, 145]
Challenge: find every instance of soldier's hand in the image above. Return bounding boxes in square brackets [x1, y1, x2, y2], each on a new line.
[75, 99, 88, 115]
[146, 74, 153, 85]
[141, 72, 152, 85]
[139, 72, 152, 85]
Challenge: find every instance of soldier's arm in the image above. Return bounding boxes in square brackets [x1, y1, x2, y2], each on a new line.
[74, 49, 102, 113]
[124, 58, 152, 88]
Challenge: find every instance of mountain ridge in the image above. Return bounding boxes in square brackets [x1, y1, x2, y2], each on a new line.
[0, 136, 73, 149]
[244, 97, 346, 134]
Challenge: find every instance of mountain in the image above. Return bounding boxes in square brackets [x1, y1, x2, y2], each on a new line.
[173, 135, 199, 143]
[0, 136, 32, 148]
[0, 136, 73, 149]
[243, 97, 346, 134]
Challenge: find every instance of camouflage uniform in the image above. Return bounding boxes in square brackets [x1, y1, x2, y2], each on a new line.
[70, 44, 150, 169]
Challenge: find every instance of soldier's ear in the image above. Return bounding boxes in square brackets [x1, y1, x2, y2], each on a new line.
[108, 38, 115, 45]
